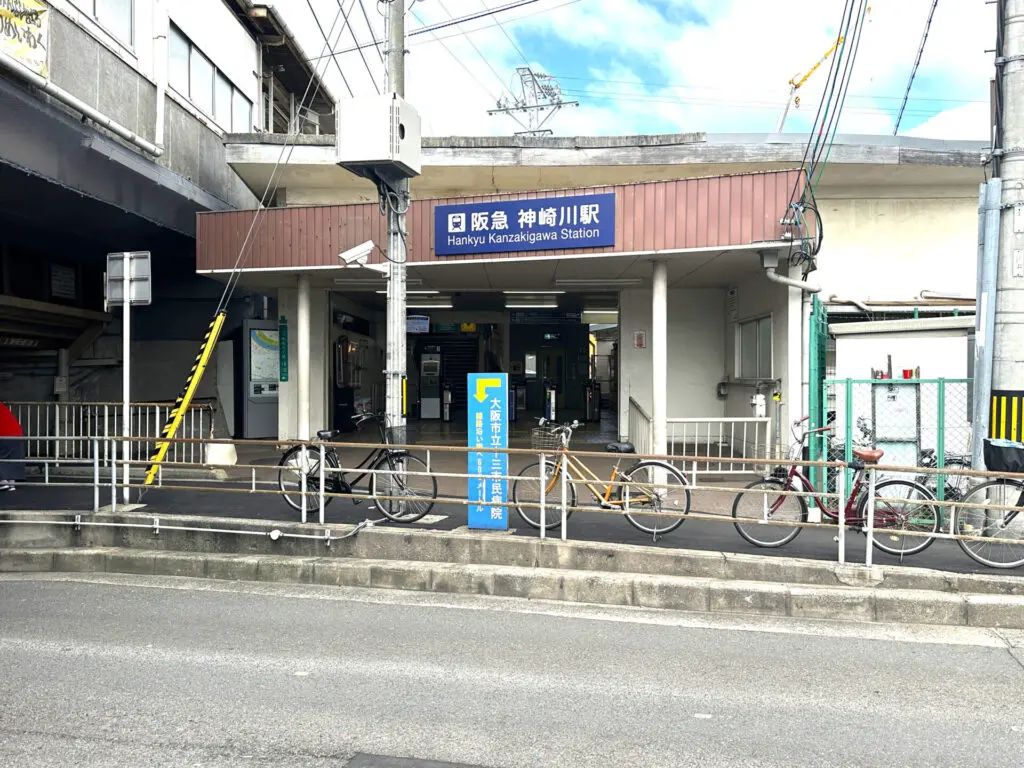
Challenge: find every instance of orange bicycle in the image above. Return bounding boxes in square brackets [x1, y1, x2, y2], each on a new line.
[512, 418, 691, 536]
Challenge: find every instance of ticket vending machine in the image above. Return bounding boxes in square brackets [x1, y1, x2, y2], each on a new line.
[241, 319, 280, 438]
[420, 349, 442, 419]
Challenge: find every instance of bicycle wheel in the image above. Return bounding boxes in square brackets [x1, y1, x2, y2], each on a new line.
[513, 460, 576, 530]
[619, 460, 690, 536]
[732, 477, 807, 548]
[371, 453, 437, 523]
[278, 445, 340, 513]
[954, 480, 1024, 569]
[858, 478, 939, 556]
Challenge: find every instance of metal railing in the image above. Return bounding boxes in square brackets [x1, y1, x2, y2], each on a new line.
[668, 417, 772, 475]
[9, 401, 215, 466]
[6, 433, 1024, 572]
[627, 397, 653, 454]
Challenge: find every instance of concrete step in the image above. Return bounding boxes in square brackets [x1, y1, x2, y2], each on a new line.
[3, 510, 1024, 599]
[3, 546, 1023, 629]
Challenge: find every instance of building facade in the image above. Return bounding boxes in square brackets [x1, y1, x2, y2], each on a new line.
[0, 0, 331, 416]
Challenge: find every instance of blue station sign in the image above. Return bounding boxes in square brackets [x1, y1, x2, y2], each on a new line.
[435, 193, 616, 256]
[467, 373, 509, 530]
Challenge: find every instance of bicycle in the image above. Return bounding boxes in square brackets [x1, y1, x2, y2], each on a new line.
[732, 416, 940, 555]
[917, 448, 973, 504]
[950, 479, 1024, 569]
[511, 418, 691, 536]
[277, 410, 438, 523]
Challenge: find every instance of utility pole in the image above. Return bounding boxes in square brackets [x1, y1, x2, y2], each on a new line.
[385, 0, 408, 432]
[991, 0, 1024, 449]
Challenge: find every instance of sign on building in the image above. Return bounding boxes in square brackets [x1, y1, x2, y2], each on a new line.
[467, 373, 508, 530]
[435, 193, 615, 256]
[0, 0, 49, 77]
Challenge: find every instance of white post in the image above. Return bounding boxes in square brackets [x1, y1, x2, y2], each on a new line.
[296, 274, 311, 441]
[122, 252, 131, 503]
[865, 467, 877, 568]
[651, 260, 668, 457]
[319, 442, 326, 525]
[836, 465, 846, 564]
[539, 453, 547, 539]
[560, 453, 568, 541]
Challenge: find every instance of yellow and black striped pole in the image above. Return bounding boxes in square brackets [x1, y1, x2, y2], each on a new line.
[143, 311, 227, 485]
[990, 390, 1024, 442]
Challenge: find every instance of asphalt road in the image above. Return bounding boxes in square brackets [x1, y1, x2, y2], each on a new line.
[1, 574, 1023, 767]
[0, 477, 1011, 575]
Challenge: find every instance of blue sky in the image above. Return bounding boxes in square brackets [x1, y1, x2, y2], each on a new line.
[288, 0, 994, 140]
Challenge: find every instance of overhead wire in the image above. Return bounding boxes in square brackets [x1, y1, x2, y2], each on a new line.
[433, 0, 520, 104]
[480, 0, 531, 67]
[341, 0, 383, 93]
[305, 0, 354, 96]
[406, 6, 503, 102]
[358, 0, 386, 65]
[215, 0, 357, 314]
[893, 0, 940, 135]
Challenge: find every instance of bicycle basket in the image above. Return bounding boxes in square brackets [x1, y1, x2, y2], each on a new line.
[984, 438, 1024, 474]
[531, 427, 564, 451]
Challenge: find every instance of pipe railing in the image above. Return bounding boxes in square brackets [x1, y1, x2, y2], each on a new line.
[4, 434, 1024, 571]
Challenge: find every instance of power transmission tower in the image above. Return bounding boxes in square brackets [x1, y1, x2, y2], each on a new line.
[488, 67, 578, 135]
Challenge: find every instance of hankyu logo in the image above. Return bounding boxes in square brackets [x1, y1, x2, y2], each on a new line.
[448, 212, 466, 233]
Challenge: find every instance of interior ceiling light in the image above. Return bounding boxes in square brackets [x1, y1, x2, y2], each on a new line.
[506, 302, 558, 309]
[375, 290, 438, 294]
[407, 303, 453, 309]
[555, 278, 642, 288]
[502, 290, 565, 295]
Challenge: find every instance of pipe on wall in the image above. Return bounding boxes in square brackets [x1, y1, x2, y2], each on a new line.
[0, 51, 164, 157]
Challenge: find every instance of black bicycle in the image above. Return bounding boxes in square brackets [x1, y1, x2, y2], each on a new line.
[277, 411, 438, 523]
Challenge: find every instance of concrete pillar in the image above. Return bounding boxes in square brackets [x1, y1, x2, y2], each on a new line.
[651, 261, 668, 455]
[296, 274, 311, 441]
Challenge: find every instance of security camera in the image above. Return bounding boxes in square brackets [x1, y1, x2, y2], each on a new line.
[339, 240, 375, 266]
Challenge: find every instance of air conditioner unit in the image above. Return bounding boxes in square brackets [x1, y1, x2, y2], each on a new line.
[335, 92, 421, 179]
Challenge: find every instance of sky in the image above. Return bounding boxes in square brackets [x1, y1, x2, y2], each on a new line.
[280, 0, 995, 140]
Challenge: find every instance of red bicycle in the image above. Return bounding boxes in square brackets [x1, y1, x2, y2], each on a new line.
[731, 417, 940, 556]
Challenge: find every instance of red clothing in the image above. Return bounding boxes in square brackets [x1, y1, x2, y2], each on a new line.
[0, 403, 23, 437]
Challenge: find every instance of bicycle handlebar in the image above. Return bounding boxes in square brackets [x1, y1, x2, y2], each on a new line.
[536, 417, 584, 429]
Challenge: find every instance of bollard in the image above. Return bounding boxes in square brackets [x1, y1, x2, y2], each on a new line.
[560, 453, 568, 542]
[299, 445, 308, 524]
[319, 443, 326, 526]
[92, 438, 100, 514]
[539, 452, 546, 539]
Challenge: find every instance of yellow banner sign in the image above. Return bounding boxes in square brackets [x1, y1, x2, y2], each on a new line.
[0, 0, 48, 78]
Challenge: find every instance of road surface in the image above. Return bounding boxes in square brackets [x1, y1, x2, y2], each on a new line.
[1, 574, 1023, 767]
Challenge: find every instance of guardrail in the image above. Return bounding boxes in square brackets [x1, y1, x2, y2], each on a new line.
[8, 401, 215, 466]
[627, 397, 652, 454]
[668, 417, 772, 476]
[3, 433, 1024, 572]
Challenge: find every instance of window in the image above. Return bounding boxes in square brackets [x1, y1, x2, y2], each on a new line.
[168, 25, 189, 94]
[232, 90, 252, 132]
[214, 73, 232, 130]
[736, 316, 773, 380]
[93, 0, 133, 45]
[169, 24, 253, 132]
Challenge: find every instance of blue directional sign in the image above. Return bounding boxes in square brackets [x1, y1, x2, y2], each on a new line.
[435, 193, 616, 256]
[467, 373, 508, 530]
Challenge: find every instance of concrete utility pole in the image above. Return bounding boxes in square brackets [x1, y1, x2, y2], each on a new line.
[992, 0, 1024, 445]
[385, 0, 408, 432]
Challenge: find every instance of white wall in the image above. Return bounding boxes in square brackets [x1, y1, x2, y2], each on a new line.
[723, 274, 789, 410]
[619, 288, 726, 434]
[59, 0, 156, 74]
[834, 332, 970, 381]
[277, 286, 330, 441]
[814, 197, 977, 300]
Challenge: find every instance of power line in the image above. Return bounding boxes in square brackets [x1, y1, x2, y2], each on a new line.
[407, 6, 502, 102]
[426, 0, 517, 102]
[338, 0, 381, 93]
[893, 0, 940, 135]
[358, 0, 385, 65]
[481, 0, 531, 67]
[308, 0, 581, 60]
[305, 0, 353, 96]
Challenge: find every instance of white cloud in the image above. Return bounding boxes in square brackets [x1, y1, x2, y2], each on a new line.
[277, 0, 995, 139]
[905, 102, 991, 141]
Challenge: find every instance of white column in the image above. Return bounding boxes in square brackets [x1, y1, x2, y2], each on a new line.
[651, 261, 668, 455]
[296, 274, 311, 441]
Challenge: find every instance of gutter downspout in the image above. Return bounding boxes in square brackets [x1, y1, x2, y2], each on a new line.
[153, 0, 168, 148]
[0, 51, 163, 157]
[760, 251, 821, 294]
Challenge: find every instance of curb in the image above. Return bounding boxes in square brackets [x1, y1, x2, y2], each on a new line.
[4, 546, 1024, 630]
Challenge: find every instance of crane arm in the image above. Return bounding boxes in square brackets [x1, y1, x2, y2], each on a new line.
[788, 36, 845, 90]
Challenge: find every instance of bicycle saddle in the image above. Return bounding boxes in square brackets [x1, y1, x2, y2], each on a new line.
[852, 447, 884, 463]
[317, 429, 341, 440]
[605, 442, 636, 454]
